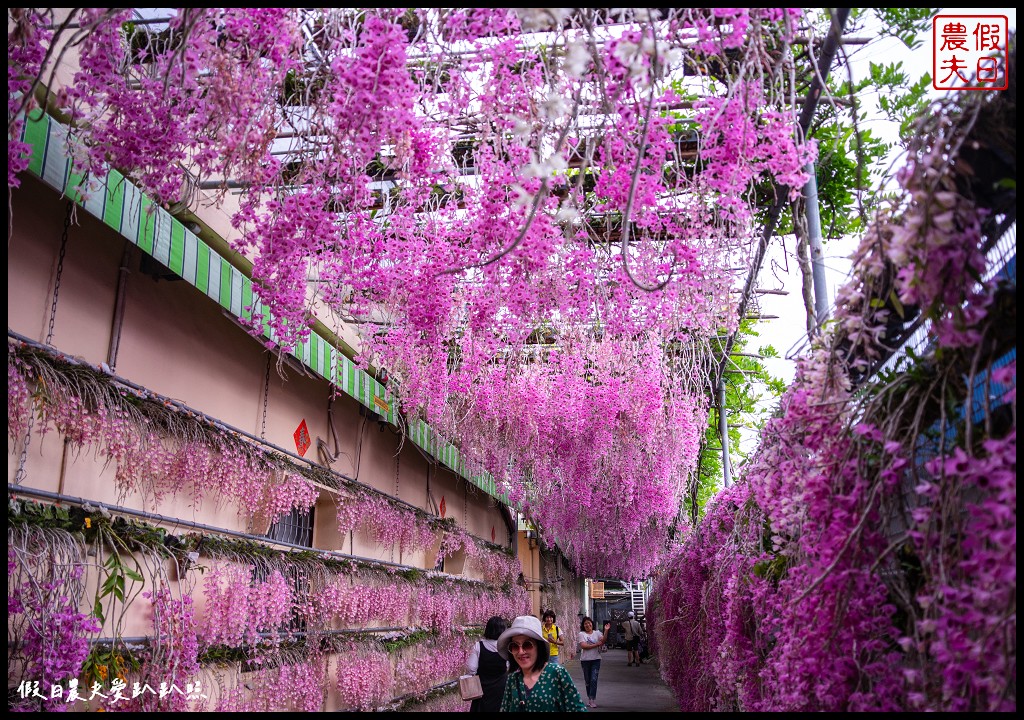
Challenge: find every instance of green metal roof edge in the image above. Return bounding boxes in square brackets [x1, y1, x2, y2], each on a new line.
[17, 110, 508, 505]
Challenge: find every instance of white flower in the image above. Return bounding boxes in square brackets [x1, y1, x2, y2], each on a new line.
[518, 8, 573, 31]
[564, 40, 591, 78]
[663, 47, 682, 67]
[518, 8, 549, 31]
[511, 184, 533, 208]
[556, 205, 580, 223]
[548, 8, 573, 25]
[613, 40, 639, 65]
[522, 152, 567, 179]
[540, 92, 569, 121]
[509, 115, 533, 139]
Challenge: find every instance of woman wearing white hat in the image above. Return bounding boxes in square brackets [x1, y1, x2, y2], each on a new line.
[498, 615, 588, 712]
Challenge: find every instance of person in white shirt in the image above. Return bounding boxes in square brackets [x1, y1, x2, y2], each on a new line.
[577, 616, 611, 708]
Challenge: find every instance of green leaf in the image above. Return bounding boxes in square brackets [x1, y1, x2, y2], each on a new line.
[889, 289, 905, 318]
[124, 568, 144, 582]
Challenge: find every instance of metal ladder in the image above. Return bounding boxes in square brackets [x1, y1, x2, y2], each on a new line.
[626, 580, 646, 616]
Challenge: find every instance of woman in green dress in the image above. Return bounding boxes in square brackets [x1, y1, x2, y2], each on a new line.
[498, 615, 588, 712]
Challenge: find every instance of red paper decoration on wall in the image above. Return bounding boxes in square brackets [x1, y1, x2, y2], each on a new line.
[293, 419, 311, 457]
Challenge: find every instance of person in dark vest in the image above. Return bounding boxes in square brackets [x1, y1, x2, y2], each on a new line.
[466, 615, 509, 712]
[623, 611, 644, 666]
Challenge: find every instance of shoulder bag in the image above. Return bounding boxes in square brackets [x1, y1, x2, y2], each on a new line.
[459, 673, 483, 701]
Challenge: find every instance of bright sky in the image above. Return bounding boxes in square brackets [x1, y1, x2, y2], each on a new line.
[757, 8, 1016, 379]
[741, 7, 1016, 453]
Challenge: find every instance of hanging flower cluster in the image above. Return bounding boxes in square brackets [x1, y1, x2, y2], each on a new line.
[444, 335, 708, 577]
[284, 559, 532, 635]
[335, 490, 440, 555]
[8, 528, 102, 712]
[650, 86, 1016, 712]
[7, 344, 318, 525]
[199, 564, 294, 649]
[304, 578, 413, 629]
[455, 585, 532, 627]
[112, 586, 201, 712]
[652, 350, 936, 710]
[7, 8, 816, 577]
[646, 485, 756, 711]
[905, 430, 1016, 711]
[7, 9, 52, 188]
[334, 647, 395, 711]
[56, 8, 301, 206]
[7, 350, 33, 439]
[835, 142, 991, 368]
[442, 527, 521, 588]
[394, 633, 474, 697]
[215, 655, 328, 712]
[694, 79, 815, 223]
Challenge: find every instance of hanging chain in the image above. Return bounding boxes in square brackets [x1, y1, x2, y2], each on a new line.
[395, 452, 400, 497]
[13, 416, 33, 486]
[17, 203, 72, 485]
[390, 452, 401, 564]
[46, 203, 73, 346]
[260, 354, 271, 439]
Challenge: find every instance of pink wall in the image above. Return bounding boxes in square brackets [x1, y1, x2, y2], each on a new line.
[8, 169, 518, 602]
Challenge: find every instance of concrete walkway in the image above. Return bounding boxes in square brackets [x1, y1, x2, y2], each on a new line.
[562, 648, 680, 713]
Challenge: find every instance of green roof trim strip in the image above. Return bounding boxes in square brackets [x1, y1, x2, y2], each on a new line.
[102, 169, 125, 233]
[19, 111, 508, 505]
[25, 111, 49, 177]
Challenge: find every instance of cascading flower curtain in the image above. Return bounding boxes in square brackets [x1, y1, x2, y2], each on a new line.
[8, 8, 814, 578]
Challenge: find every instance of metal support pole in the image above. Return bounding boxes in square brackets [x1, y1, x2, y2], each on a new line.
[715, 7, 851, 383]
[583, 577, 591, 620]
[718, 378, 732, 488]
[107, 241, 133, 370]
[803, 163, 830, 325]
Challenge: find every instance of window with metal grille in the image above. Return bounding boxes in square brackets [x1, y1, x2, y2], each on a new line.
[266, 506, 315, 548]
[263, 507, 315, 635]
[248, 561, 310, 637]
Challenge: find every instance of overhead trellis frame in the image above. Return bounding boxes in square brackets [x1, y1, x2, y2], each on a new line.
[712, 8, 852, 485]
